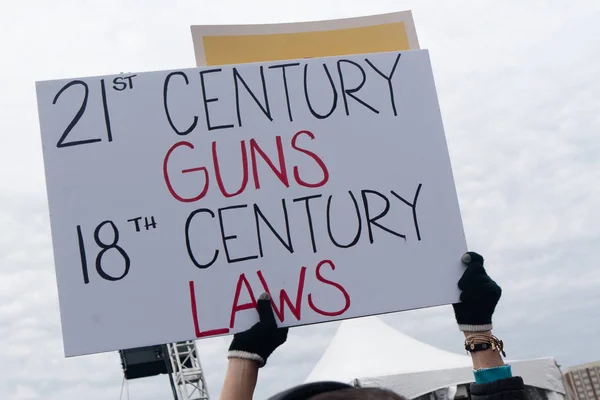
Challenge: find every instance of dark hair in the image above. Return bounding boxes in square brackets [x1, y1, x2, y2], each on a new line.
[309, 387, 408, 400]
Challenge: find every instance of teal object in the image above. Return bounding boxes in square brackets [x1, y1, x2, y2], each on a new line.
[474, 364, 513, 383]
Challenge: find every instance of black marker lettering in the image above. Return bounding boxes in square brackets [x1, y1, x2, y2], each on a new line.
[233, 66, 273, 127]
[361, 190, 405, 243]
[326, 191, 362, 248]
[93, 221, 131, 281]
[53, 80, 99, 148]
[253, 199, 293, 257]
[365, 53, 402, 116]
[218, 204, 258, 263]
[303, 63, 338, 119]
[199, 69, 235, 131]
[390, 183, 423, 241]
[163, 71, 198, 135]
[127, 217, 142, 232]
[293, 194, 322, 253]
[112, 77, 128, 91]
[100, 79, 113, 142]
[185, 208, 219, 269]
[337, 59, 379, 116]
[76, 225, 90, 284]
[124, 75, 136, 89]
[269, 63, 300, 122]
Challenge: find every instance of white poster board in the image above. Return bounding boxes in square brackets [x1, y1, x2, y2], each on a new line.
[36, 50, 466, 357]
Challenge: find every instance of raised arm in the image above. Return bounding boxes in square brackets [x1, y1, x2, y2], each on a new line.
[220, 358, 259, 400]
[220, 293, 288, 400]
[453, 252, 525, 400]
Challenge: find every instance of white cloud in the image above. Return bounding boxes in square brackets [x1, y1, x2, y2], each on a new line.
[1, 0, 599, 399]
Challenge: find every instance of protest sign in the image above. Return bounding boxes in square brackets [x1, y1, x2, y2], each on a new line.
[191, 11, 419, 66]
[36, 49, 466, 357]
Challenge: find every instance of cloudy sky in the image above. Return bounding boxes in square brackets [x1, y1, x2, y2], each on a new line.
[1, 0, 599, 399]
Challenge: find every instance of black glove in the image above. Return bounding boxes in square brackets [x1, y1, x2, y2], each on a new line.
[227, 293, 288, 367]
[453, 252, 502, 332]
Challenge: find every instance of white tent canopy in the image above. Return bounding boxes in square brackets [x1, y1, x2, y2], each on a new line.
[306, 317, 565, 399]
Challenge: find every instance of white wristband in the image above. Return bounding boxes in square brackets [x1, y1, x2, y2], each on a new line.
[227, 350, 265, 367]
[458, 323, 493, 332]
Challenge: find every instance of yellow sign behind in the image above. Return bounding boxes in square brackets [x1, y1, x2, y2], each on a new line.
[191, 11, 419, 66]
[202, 22, 410, 65]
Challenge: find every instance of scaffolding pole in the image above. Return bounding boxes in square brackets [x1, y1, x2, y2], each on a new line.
[167, 341, 210, 400]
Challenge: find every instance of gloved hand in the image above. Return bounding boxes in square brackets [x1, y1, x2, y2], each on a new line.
[453, 252, 502, 332]
[227, 293, 288, 367]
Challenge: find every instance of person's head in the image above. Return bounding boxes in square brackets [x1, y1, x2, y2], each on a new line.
[268, 382, 407, 400]
[310, 387, 407, 400]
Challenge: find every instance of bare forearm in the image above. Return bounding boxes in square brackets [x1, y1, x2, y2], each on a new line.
[219, 359, 259, 400]
[464, 331, 505, 370]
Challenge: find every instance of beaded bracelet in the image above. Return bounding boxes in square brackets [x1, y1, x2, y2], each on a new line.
[464, 334, 506, 357]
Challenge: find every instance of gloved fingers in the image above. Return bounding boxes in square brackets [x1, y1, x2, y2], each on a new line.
[458, 273, 492, 292]
[278, 327, 289, 344]
[457, 264, 488, 290]
[459, 282, 501, 303]
[485, 282, 502, 301]
[461, 252, 485, 266]
[257, 292, 278, 328]
[459, 289, 477, 303]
